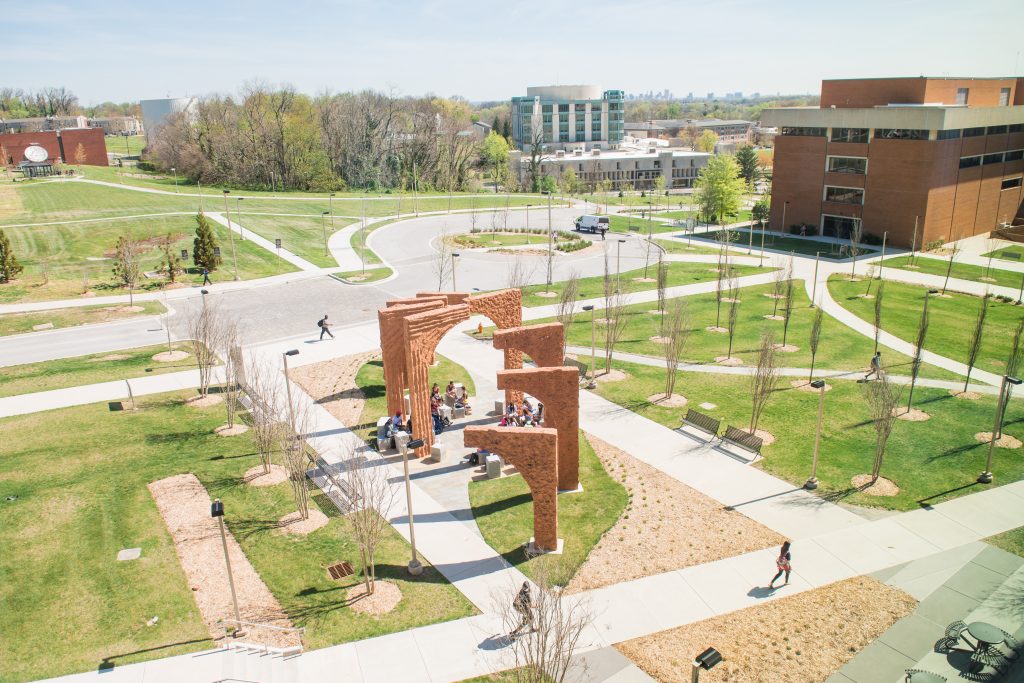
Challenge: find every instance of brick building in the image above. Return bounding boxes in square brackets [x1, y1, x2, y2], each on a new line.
[762, 77, 1024, 247]
[0, 127, 108, 167]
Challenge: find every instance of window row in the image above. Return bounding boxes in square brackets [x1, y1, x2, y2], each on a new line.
[959, 149, 1024, 168]
[824, 186, 864, 205]
[827, 156, 867, 174]
[1003, 177, 1022, 190]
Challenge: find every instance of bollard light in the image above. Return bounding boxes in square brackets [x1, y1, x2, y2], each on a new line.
[691, 647, 722, 683]
[979, 375, 1022, 484]
[805, 379, 827, 489]
[210, 498, 241, 626]
[403, 439, 425, 575]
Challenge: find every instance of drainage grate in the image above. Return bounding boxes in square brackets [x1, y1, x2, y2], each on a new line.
[327, 561, 354, 580]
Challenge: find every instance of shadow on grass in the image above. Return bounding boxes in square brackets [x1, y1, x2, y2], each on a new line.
[98, 637, 212, 672]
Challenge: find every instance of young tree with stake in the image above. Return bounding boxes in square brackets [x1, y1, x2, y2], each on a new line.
[749, 332, 780, 434]
[554, 272, 579, 361]
[808, 307, 824, 382]
[962, 295, 989, 393]
[344, 453, 395, 596]
[280, 403, 312, 520]
[159, 233, 182, 284]
[221, 322, 242, 431]
[244, 357, 282, 475]
[725, 276, 740, 359]
[941, 243, 961, 295]
[780, 277, 795, 347]
[656, 255, 668, 336]
[663, 299, 690, 399]
[905, 295, 930, 413]
[111, 233, 140, 306]
[849, 220, 863, 279]
[872, 281, 885, 354]
[864, 372, 902, 484]
[187, 300, 226, 399]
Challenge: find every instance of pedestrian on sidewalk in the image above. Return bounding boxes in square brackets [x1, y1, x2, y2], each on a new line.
[865, 351, 881, 381]
[318, 314, 334, 340]
[509, 581, 535, 639]
[769, 541, 792, 588]
[201, 268, 212, 286]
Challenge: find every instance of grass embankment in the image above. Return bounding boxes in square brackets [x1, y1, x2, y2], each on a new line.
[880, 255, 1024, 290]
[0, 391, 476, 681]
[333, 268, 393, 285]
[986, 527, 1024, 558]
[654, 238, 745, 256]
[0, 301, 164, 337]
[698, 229, 875, 259]
[829, 276, 1024, 377]
[0, 342, 195, 398]
[592, 360, 1024, 511]
[0, 214, 294, 303]
[981, 245, 1024, 261]
[105, 135, 146, 157]
[517, 261, 772, 308]
[468, 433, 628, 586]
[232, 214, 357, 267]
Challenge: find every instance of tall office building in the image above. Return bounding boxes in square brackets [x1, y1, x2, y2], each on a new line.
[763, 77, 1024, 247]
[511, 86, 624, 152]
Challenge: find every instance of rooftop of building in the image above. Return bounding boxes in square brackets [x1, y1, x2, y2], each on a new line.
[517, 147, 710, 163]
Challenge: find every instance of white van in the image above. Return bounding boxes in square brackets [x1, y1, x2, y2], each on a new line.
[575, 215, 610, 235]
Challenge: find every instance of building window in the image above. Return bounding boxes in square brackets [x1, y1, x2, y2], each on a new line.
[959, 156, 981, 169]
[963, 127, 985, 137]
[987, 125, 1008, 135]
[1000, 88, 1011, 106]
[827, 157, 867, 174]
[831, 128, 868, 143]
[1005, 150, 1024, 161]
[559, 104, 569, 113]
[1010, 124, 1024, 133]
[937, 129, 961, 140]
[984, 153, 1004, 165]
[781, 127, 826, 137]
[956, 88, 969, 105]
[874, 129, 929, 140]
[1002, 177, 1023, 190]
[824, 186, 864, 204]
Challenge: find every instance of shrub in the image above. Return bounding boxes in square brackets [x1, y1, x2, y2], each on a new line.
[924, 239, 946, 251]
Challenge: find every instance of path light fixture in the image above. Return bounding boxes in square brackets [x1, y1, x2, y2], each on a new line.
[321, 211, 330, 258]
[979, 375, 1022, 484]
[582, 304, 596, 388]
[526, 203, 532, 245]
[403, 438, 425, 575]
[210, 499, 242, 628]
[616, 238, 627, 292]
[171, 167, 178, 193]
[221, 190, 239, 281]
[236, 197, 245, 240]
[282, 350, 299, 437]
[810, 252, 821, 307]
[805, 379, 827, 490]
[691, 647, 722, 683]
[451, 252, 460, 291]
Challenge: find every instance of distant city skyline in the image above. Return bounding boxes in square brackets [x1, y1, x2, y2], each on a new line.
[6, 0, 1022, 106]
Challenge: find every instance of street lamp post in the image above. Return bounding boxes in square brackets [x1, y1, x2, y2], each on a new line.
[282, 350, 299, 436]
[546, 192, 554, 286]
[171, 167, 178, 193]
[321, 211, 330, 258]
[804, 379, 827, 489]
[451, 252, 460, 291]
[222, 190, 239, 281]
[526, 204, 532, 245]
[582, 304, 596, 388]
[759, 219, 765, 267]
[978, 375, 1022, 484]
[403, 438, 425, 575]
[810, 252, 821, 307]
[236, 197, 245, 240]
[210, 499, 242, 628]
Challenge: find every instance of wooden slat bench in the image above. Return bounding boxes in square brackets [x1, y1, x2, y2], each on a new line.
[720, 425, 763, 456]
[681, 408, 720, 439]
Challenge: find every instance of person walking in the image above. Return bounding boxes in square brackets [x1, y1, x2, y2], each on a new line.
[769, 541, 792, 588]
[509, 581, 535, 639]
[201, 268, 212, 286]
[865, 351, 881, 381]
[318, 314, 334, 340]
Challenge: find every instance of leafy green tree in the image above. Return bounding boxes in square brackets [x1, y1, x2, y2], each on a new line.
[734, 145, 761, 188]
[752, 196, 771, 223]
[559, 167, 579, 195]
[111, 234, 141, 305]
[193, 212, 222, 272]
[695, 155, 745, 224]
[0, 229, 24, 283]
[539, 174, 558, 193]
[696, 129, 718, 153]
[479, 131, 511, 192]
[159, 233, 183, 283]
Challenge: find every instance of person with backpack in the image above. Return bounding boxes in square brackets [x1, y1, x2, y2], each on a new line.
[201, 268, 212, 286]
[318, 314, 334, 340]
[865, 351, 881, 381]
[769, 541, 792, 588]
[509, 581, 535, 639]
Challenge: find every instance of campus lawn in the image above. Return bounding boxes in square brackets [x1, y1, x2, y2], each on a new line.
[697, 229, 876, 259]
[0, 391, 476, 682]
[230, 213, 357, 267]
[653, 238, 745, 257]
[518, 261, 772, 307]
[0, 300, 164, 337]
[451, 231, 580, 250]
[468, 433, 628, 586]
[828, 276, 1024, 377]
[981, 245, 1024, 262]
[0, 214, 295, 303]
[333, 267, 393, 285]
[986, 527, 1024, 558]
[9, 177, 199, 221]
[0, 342, 196, 398]
[607, 214, 680, 235]
[106, 135, 147, 157]
[355, 354, 477, 443]
[880, 255, 1024, 290]
[591, 360, 1024, 511]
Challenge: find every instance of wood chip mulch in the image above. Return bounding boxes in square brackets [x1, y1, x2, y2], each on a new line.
[564, 436, 784, 594]
[616, 576, 916, 683]
[289, 350, 380, 428]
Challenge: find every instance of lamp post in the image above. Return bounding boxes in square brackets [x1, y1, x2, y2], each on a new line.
[321, 211, 330, 258]
[978, 375, 1022, 484]
[691, 647, 722, 683]
[270, 171, 276, 196]
[582, 305, 596, 388]
[402, 438, 425, 575]
[282, 350, 299, 436]
[759, 219, 765, 267]
[810, 252, 821, 307]
[235, 197, 245, 240]
[171, 167, 178, 193]
[222, 190, 239, 281]
[329, 193, 337, 258]
[878, 231, 888, 280]
[451, 252, 460, 291]
[616, 238, 626, 292]
[526, 203, 532, 245]
[210, 499, 242, 628]
[546, 192, 554, 286]
[804, 379, 827, 490]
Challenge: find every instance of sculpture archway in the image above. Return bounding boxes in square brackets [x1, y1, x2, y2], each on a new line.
[378, 299, 445, 418]
[493, 322, 565, 369]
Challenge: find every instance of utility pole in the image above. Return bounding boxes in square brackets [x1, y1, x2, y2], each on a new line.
[222, 190, 239, 281]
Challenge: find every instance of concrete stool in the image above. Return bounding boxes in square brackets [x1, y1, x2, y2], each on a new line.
[485, 454, 502, 479]
[394, 431, 410, 455]
[376, 417, 390, 444]
[455, 383, 465, 399]
[494, 400, 505, 415]
[430, 443, 446, 463]
[454, 406, 466, 419]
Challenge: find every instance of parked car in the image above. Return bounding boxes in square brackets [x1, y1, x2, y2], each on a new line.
[574, 215, 609, 237]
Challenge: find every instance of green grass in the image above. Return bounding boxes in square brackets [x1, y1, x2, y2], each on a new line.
[880, 255, 1024, 290]
[468, 433, 627, 586]
[9, 178, 199, 222]
[0, 342, 196, 398]
[592, 359, 1024, 511]
[986, 527, 1024, 558]
[332, 268, 393, 285]
[698, 229, 875, 259]
[654, 238, 748, 256]
[452, 231, 579, 249]
[518, 261, 773, 308]
[0, 214, 295, 303]
[0, 391, 476, 681]
[606, 214, 682, 235]
[0, 301, 165, 337]
[106, 135, 146, 157]
[828, 276, 1024, 377]
[230, 214, 357, 267]
[981, 246, 1024, 261]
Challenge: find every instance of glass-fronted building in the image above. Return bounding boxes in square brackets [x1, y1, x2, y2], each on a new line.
[511, 85, 624, 152]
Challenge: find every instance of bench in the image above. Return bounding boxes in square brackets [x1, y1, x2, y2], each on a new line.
[681, 409, 720, 438]
[720, 425, 763, 456]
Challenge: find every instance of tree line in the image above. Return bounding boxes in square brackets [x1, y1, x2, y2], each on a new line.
[0, 87, 138, 119]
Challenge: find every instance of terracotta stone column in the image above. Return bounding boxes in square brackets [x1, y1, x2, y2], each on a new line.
[378, 300, 444, 419]
[493, 322, 565, 369]
[464, 426, 560, 551]
[497, 367, 580, 491]
[468, 289, 524, 406]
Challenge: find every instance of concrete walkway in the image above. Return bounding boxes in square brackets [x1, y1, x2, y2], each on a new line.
[205, 212, 321, 272]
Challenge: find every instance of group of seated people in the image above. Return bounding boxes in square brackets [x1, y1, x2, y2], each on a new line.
[499, 398, 541, 427]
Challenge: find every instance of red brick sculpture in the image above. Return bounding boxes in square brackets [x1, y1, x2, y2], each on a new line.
[388, 295, 448, 308]
[416, 291, 470, 306]
[468, 289, 524, 405]
[497, 367, 580, 491]
[464, 426, 560, 551]
[378, 300, 445, 418]
[492, 322, 565, 369]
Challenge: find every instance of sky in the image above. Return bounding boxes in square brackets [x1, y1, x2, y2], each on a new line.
[5, 0, 1024, 105]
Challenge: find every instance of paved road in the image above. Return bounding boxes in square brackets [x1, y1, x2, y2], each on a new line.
[0, 316, 167, 367]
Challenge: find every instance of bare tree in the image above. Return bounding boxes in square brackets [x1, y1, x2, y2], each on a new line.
[864, 264, 877, 295]
[872, 281, 885, 354]
[496, 559, 593, 683]
[941, 242, 961, 295]
[780, 276, 795, 347]
[749, 331, 779, 433]
[714, 246, 730, 327]
[1007, 318, 1024, 379]
[906, 296, 930, 412]
[187, 301, 225, 398]
[507, 253, 536, 290]
[344, 453, 395, 595]
[808, 307, 824, 381]
[603, 288, 630, 374]
[433, 226, 453, 291]
[221, 322, 243, 429]
[469, 196, 479, 232]
[770, 258, 788, 317]
[984, 237, 999, 280]
[864, 372, 902, 483]
[490, 208, 501, 237]
[849, 220, 863, 279]
[244, 357, 282, 474]
[664, 299, 691, 398]
[963, 294, 989, 393]
[656, 255, 669, 337]
[725, 276, 740, 359]
[111, 233, 141, 306]
[555, 272, 580, 361]
[280, 402, 312, 520]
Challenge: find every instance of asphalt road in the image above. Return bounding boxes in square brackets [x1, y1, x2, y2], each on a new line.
[0, 316, 167, 367]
